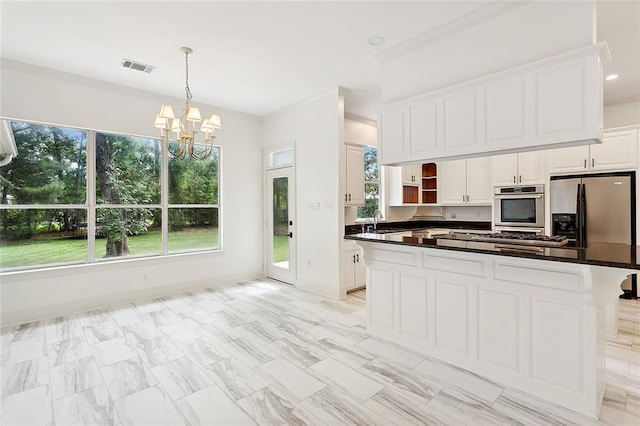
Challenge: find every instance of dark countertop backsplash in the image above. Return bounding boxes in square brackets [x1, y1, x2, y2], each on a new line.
[344, 220, 492, 235]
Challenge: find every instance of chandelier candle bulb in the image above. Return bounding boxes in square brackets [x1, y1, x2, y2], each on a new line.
[154, 46, 221, 160]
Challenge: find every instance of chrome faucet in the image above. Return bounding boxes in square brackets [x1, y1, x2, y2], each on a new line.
[373, 209, 383, 230]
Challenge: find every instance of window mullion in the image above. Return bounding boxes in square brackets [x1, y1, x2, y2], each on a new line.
[161, 136, 169, 255]
[87, 130, 96, 263]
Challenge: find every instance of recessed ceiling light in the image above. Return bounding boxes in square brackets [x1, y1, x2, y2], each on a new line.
[368, 36, 386, 46]
[605, 74, 619, 81]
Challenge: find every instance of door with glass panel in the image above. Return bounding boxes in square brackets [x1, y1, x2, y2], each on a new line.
[266, 167, 295, 284]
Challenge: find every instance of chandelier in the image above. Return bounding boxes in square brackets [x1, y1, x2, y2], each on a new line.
[154, 47, 221, 160]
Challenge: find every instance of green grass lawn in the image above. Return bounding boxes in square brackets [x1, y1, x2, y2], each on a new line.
[273, 235, 289, 263]
[0, 228, 219, 269]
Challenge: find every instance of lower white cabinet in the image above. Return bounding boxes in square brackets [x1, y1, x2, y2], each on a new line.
[343, 243, 365, 291]
[360, 241, 627, 418]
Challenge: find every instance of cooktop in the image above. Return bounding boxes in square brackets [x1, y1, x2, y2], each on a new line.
[435, 232, 569, 247]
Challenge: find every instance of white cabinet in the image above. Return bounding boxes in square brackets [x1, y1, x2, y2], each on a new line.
[547, 129, 638, 174]
[407, 99, 440, 157]
[378, 45, 605, 165]
[494, 151, 546, 186]
[344, 243, 365, 291]
[591, 129, 638, 171]
[345, 145, 365, 206]
[402, 164, 421, 186]
[440, 157, 492, 205]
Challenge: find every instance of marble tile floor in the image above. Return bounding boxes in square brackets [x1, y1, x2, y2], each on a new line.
[1, 279, 639, 425]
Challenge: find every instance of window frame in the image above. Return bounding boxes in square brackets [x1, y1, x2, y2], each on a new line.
[356, 145, 380, 220]
[0, 118, 222, 272]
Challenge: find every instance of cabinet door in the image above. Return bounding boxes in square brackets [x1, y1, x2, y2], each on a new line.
[443, 90, 479, 151]
[591, 129, 638, 172]
[485, 76, 527, 149]
[546, 145, 589, 175]
[534, 60, 590, 142]
[402, 164, 421, 186]
[354, 247, 366, 288]
[493, 154, 518, 186]
[345, 145, 365, 206]
[408, 99, 440, 156]
[466, 157, 493, 205]
[439, 160, 467, 205]
[343, 249, 356, 290]
[379, 109, 405, 164]
[517, 151, 546, 185]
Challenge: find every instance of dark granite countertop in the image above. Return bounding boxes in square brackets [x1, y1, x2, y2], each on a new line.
[345, 231, 640, 271]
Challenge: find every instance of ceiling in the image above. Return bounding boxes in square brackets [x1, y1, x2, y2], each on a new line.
[1, 1, 638, 120]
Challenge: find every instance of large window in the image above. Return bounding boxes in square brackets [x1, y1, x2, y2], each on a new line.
[0, 120, 220, 270]
[357, 146, 379, 219]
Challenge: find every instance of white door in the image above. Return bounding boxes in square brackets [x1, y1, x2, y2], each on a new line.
[266, 167, 295, 284]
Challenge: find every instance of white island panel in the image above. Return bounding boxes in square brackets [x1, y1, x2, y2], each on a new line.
[358, 241, 629, 418]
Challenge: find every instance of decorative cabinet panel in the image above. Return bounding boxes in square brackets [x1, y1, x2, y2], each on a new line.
[378, 45, 605, 166]
[440, 157, 492, 205]
[547, 128, 638, 174]
[344, 145, 365, 206]
[494, 151, 546, 186]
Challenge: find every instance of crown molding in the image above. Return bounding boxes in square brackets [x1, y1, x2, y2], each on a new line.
[374, 0, 531, 63]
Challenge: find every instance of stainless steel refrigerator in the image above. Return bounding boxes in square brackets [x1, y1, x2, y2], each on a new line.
[550, 171, 637, 297]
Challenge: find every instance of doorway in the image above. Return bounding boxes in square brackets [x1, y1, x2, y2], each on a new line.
[266, 167, 295, 284]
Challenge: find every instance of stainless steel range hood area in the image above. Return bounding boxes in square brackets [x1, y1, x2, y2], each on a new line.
[377, 44, 609, 166]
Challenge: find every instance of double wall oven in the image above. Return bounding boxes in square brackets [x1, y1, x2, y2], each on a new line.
[494, 185, 545, 234]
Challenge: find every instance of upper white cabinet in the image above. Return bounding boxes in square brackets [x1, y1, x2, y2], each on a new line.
[402, 164, 421, 186]
[485, 76, 527, 148]
[443, 89, 480, 152]
[378, 44, 606, 166]
[439, 157, 492, 205]
[494, 151, 546, 186]
[408, 99, 440, 157]
[345, 145, 365, 206]
[547, 128, 638, 174]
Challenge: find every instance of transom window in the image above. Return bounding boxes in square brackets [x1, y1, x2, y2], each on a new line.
[0, 119, 220, 270]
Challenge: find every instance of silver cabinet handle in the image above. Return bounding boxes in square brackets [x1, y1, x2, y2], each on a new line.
[519, 175, 522, 183]
[513, 176, 516, 183]
[584, 159, 587, 168]
[592, 158, 595, 168]
[462, 195, 465, 202]
[348, 194, 351, 201]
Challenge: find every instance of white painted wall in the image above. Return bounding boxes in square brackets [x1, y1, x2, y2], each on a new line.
[344, 116, 377, 147]
[0, 60, 264, 325]
[381, 1, 596, 103]
[262, 90, 343, 299]
[604, 98, 640, 128]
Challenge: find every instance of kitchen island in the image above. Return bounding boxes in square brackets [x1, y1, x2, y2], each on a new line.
[345, 231, 639, 418]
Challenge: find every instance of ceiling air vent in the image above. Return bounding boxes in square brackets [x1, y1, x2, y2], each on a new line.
[121, 58, 156, 73]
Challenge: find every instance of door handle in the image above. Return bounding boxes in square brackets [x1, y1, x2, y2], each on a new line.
[288, 232, 293, 238]
[353, 254, 356, 263]
[348, 194, 351, 202]
[584, 159, 587, 168]
[592, 158, 594, 168]
[356, 254, 360, 262]
[513, 176, 516, 183]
